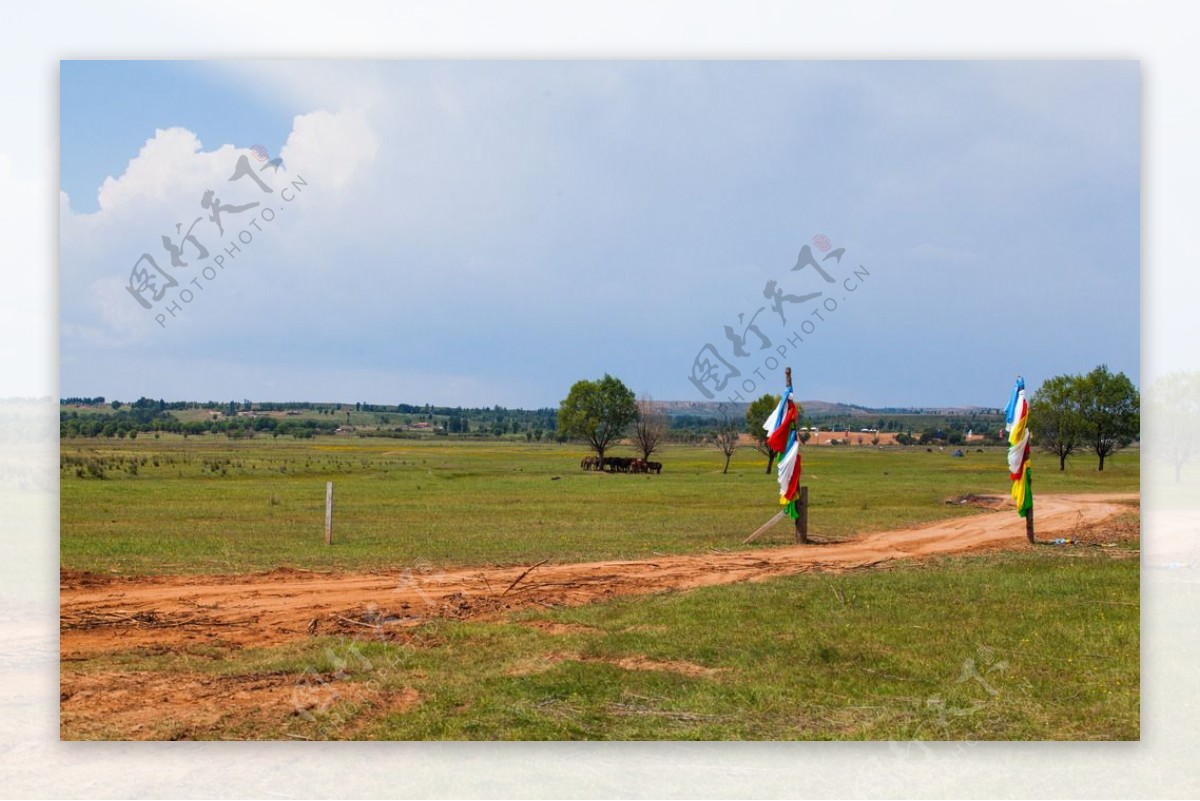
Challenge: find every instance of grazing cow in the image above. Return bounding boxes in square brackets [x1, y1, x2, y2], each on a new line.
[630, 458, 647, 474]
[607, 456, 632, 473]
[647, 460, 662, 474]
[581, 456, 599, 471]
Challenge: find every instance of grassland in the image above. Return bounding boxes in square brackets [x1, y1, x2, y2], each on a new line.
[60, 436, 1139, 576]
[335, 541, 1139, 740]
[63, 530, 1140, 741]
[59, 435, 1139, 740]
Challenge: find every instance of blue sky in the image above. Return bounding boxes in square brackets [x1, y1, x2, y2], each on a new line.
[59, 60, 1139, 409]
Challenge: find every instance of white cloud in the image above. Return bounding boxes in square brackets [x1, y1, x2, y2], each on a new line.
[95, 127, 226, 213]
[81, 108, 378, 218]
[61, 107, 381, 354]
[279, 108, 378, 190]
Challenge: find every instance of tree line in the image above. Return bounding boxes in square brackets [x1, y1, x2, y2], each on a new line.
[59, 407, 341, 440]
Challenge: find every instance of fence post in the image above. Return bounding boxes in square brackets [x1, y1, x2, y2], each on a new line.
[325, 481, 334, 546]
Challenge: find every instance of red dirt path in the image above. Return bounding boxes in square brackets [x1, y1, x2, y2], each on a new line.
[61, 493, 1137, 657]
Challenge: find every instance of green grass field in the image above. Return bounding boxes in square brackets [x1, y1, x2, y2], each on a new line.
[59, 436, 1140, 575]
[60, 435, 1139, 740]
[330, 544, 1139, 740]
[66, 538, 1139, 741]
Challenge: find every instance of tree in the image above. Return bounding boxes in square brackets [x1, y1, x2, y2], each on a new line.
[1029, 373, 1085, 471]
[746, 393, 780, 474]
[633, 393, 667, 460]
[918, 428, 943, 446]
[1148, 370, 1200, 482]
[557, 374, 639, 468]
[1078, 364, 1140, 471]
[714, 415, 740, 474]
[746, 394, 804, 474]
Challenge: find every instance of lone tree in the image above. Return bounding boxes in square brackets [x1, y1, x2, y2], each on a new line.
[1078, 364, 1140, 471]
[714, 415, 740, 474]
[746, 393, 781, 474]
[557, 374, 639, 468]
[633, 393, 667, 461]
[1029, 373, 1085, 471]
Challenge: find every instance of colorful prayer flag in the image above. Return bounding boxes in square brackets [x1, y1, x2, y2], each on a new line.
[762, 387, 802, 517]
[762, 388, 797, 454]
[777, 438, 802, 517]
[1005, 377, 1033, 518]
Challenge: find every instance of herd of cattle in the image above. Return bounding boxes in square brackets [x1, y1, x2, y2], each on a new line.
[580, 456, 663, 474]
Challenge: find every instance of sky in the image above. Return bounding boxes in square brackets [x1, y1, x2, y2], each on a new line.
[58, 60, 1140, 409]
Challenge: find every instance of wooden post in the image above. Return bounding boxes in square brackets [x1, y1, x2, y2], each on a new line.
[1025, 507, 1035, 544]
[325, 481, 334, 546]
[796, 485, 809, 544]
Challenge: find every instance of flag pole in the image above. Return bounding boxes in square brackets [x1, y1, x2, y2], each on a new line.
[1022, 373, 1034, 543]
[785, 367, 809, 544]
[1006, 375, 1035, 544]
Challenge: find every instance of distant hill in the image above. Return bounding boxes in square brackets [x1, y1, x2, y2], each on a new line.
[660, 399, 1001, 421]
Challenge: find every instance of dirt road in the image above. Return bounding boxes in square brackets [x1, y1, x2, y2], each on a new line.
[61, 493, 1137, 657]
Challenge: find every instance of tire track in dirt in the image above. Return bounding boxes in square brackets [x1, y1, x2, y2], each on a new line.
[60, 493, 1137, 656]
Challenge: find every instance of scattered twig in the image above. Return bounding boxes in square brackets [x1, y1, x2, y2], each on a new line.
[856, 666, 916, 682]
[608, 703, 728, 722]
[500, 559, 549, 597]
[509, 580, 599, 595]
[61, 605, 260, 631]
[1058, 600, 1138, 607]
